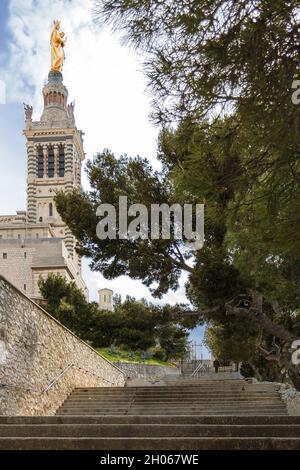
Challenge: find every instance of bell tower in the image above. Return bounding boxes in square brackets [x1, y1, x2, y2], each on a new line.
[0, 20, 88, 300]
[23, 70, 85, 271]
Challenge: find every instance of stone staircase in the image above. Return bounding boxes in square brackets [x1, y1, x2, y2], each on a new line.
[1, 379, 300, 450]
[165, 372, 243, 383]
[57, 380, 287, 416]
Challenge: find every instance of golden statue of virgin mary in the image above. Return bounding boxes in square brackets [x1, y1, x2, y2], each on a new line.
[50, 20, 66, 73]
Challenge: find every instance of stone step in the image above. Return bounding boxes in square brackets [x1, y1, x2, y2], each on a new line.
[72, 389, 277, 395]
[166, 380, 272, 383]
[170, 375, 241, 379]
[60, 402, 283, 409]
[70, 390, 278, 396]
[57, 409, 287, 416]
[2, 416, 299, 425]
[72, 387, 273, 391]
[166, 385, 279, 391]
[57, 411, 287, 417]
[92, 392, 279, 397]
[59, 402, 286, 409]
[58, 402, 284, 411]
[76, 383, 248, 390]
[62, 396, 280, 405]
[58, 405, 286, 412]
[65, 391, 281, 397]
[1, 424, 300, 438]
[76, 384, 247, 390]
[164, 382, 277, 387]
[57, 412, 288, 417]
[68, 395, 279, 402]
[67, 396, 280, 403]
[59, 407, 285, 414]
[0, 437, 299, 450]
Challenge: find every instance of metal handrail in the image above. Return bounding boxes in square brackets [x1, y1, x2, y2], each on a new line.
[0, 362, 75, 394]
[191, 364, 199, 377]
[42, 363, 75, 393]
[192, 362, 209, 377]
[0, 361, 121, 394]
[75, 364, 123, 386]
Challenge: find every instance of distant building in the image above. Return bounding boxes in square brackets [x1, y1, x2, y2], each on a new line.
[0, 71, 88, 301]
[98, 288, 114, 311]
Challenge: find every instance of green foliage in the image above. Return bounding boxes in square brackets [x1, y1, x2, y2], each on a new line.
[55, 151, 190, 298]
[54, 1, 300, 385]
[39, 274, 192, 361]
[38, 274, 96, 338]
[98, 347, 175, 366]
[54, 116, 300, 384]
[152, 348, 165, 362]
[158, 324, 189, 361]
[95, 0, 300, 132]
[204, 320, 259, 364]
[240, 363, 255, 379]
[205, 319, 292, 383]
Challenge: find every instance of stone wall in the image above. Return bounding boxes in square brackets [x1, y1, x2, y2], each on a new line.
[0, 238, 87, 299]
[0, 238, 38, 297]
[114, 362, 180, 380]
[279, 385, 300, 416]
[247, 380, 300, 416]
[0, 275, 125, 416]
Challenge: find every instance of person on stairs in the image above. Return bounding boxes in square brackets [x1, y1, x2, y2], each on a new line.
[213, 358, 220, 373]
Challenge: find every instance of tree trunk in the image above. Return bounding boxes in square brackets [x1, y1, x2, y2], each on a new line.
[249, 362, 263, 382]
[226, 292, 300, 389]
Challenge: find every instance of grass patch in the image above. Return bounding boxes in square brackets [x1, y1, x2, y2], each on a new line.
[97, 347, 176, 367]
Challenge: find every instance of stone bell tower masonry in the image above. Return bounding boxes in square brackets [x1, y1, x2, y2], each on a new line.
[24, 71, 84, 271]
[0, 70, 88, 300]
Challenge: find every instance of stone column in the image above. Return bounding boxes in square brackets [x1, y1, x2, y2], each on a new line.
[43, 144, 48, 178]
[77, 158, 81, 187]
[27, 142, 37, 224]
[65, 140, 74, 192]
[64, 140, 75, 258]
[54, 144, 59, 178]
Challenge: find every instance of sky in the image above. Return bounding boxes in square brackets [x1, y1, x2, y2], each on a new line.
[0, 0, 209, 358]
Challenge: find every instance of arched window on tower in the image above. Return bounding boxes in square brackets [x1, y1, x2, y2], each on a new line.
[49, 203, 53, 217]
[37, 147, 44, 178]
[48, 146, 55, 178]
[58, 146, 65, 177]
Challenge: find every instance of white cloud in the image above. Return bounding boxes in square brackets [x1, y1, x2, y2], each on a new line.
[84, 257, 190, 305]
[5, 0, 158, 165]
[1, 0, 189, 306]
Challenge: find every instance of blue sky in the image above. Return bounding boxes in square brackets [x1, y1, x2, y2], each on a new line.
[0, 0, 26, 210]
[0, 1, 9, 55]
[0, 0, 209, 358]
